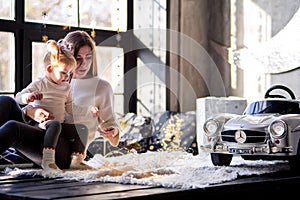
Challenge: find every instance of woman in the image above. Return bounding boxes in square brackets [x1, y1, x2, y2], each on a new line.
[0, 30, 120, 169]
[62, 30, 120, 147]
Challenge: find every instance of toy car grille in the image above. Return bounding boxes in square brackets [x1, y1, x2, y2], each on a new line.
[221, 130, 266, 143]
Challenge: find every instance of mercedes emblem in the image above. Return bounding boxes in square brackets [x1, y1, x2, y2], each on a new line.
[235, 130, 247, 143]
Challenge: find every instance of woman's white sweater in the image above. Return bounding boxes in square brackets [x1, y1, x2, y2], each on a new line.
[65, 77, 120, 146]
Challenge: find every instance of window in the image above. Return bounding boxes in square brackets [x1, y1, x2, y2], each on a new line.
[32, 42, 47, 80]
[0, 32, 15, 94]
[96, 47, 124, 114]
[25, 0, 127, 31]
[134, 0, 167, 116]
[137, 58, 166, 116]
[0, 0, 15, 20]
[25, 0, 78, 27]
[79, 0, 127, 31]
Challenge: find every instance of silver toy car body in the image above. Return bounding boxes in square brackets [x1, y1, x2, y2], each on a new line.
[203, 85, 300, 170]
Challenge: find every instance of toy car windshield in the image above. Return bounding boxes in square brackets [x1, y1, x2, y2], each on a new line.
[243, 100, 300, 115]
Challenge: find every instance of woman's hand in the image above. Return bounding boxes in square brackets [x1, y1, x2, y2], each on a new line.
[97, 126, 120, 147]
[90, 106, 99, 117]
[25, 106, 54, 123]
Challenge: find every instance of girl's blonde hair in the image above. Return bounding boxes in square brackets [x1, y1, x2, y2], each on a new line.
[62, 30, 98, 77]
[43, 40, 76, 69]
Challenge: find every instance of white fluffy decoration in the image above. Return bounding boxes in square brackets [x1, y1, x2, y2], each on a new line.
[5, 151, 289, 189]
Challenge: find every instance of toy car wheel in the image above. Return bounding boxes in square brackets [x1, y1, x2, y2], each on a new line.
[211, 153, 233, 166]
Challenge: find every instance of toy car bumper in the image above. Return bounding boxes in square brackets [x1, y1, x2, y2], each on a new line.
[214, 143, 293, 156]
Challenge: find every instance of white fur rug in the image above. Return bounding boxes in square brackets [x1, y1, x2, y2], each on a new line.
[3, 151, 290, 189]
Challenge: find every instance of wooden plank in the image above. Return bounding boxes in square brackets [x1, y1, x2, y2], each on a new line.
[0, 175, 47, 184]
[6, 183, 179, 200]
[57, 187, 183, 200]
[0, 176, 172, 200]
[1, 178, 80, 192]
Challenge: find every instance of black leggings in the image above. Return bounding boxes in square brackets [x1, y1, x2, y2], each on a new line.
[0, 96, 88, 169]
[41, 121, 87, 154]
[42, 120, 62, 149]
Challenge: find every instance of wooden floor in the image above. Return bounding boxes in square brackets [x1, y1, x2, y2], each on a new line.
[0, 170, 300, 199]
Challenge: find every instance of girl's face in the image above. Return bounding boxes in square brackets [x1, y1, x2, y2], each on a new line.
[47, 64, 73, 84]
[73, 45, 93, 79]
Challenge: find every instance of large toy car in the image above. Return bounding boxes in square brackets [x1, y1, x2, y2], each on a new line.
[203, 84, 300, 170]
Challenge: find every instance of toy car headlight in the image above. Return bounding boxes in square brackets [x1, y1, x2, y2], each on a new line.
[203, 119, 219, 137]
[269, 120, 287, 139]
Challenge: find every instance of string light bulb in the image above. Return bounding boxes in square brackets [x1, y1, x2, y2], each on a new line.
[90, 20, 96, 38]
[41, 10, 48, 42]
[116, 28, 121, 47]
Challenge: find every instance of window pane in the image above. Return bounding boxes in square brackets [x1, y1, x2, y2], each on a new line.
[137, 58, 166, 117]
[25, 0, 78, 27]
[0, 0, 15, 20]
[79, 0, 127, 31]
[96, 47, 124, 93]
[134, 0, 167, 117]
[96, 46, 124, 114]
[32, 42, 47, 81]
[25, 0, 127, 31]
[0, 32, 15, 93]
[114, 94, 124, 115]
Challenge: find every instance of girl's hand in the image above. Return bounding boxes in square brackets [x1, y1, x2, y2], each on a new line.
[26, 91, 43, 103]
[25, 106, 54, 123]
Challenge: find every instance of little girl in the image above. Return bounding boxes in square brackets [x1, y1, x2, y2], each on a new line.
[15, 40, 98, 172]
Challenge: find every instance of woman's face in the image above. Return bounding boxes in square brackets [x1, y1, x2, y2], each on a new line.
[73, 45, 93, 79]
